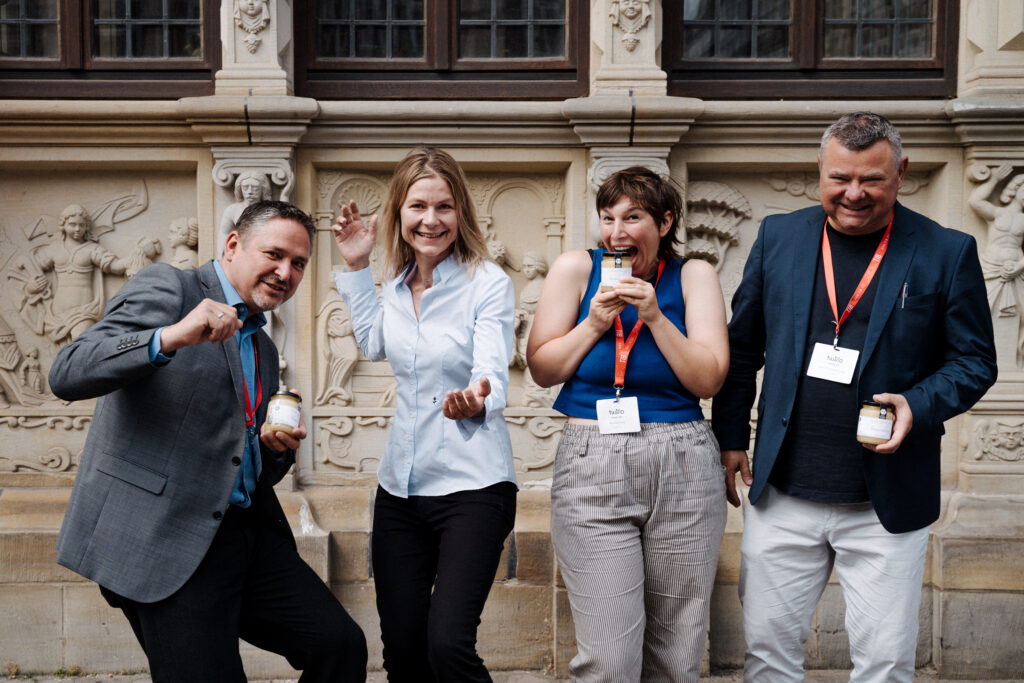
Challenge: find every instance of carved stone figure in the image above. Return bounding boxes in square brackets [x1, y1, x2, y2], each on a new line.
[20, 347, 43, 394]
[0, 315, 44, 406]
[315, 289, 358, 407]
[11, 204, 128, 346]
[610, 0, 652, 51]
[972, 418, 1024, 462]
[125, 236, 162, 278]
[168, 217, 199, 269]
[969, 162, 1024, 368]
[685, 181, 749, 271]
[515, 252, 557, 408]
[234, 0, 271, 53]
[219, 171, 272, 251]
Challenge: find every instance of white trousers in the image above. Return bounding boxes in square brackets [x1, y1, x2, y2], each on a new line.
[739, 484, 929, 683]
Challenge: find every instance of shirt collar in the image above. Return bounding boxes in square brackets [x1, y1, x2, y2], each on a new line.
[213, 259, 267, 330]
[398, 252, 460, 291]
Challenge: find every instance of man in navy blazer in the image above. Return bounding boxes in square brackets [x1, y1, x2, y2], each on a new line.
[50, 201, 367, 681]
[712, 113, 996, 682]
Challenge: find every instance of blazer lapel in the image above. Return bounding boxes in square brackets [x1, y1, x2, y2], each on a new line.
[791, 210, 825, 372]
[860, 203, 917, 372]
[197, 261, 247, 413]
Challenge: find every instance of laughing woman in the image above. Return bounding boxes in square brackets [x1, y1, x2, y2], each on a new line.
[527, 166, 729, 682]
[332, 147, 517, 682]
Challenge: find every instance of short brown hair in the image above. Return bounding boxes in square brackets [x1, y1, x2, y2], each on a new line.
[596, 166, 683, 262]
[380, 147, 490, 279]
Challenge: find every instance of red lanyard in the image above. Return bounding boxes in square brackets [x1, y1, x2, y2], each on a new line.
[613, 259, 666, 397]
[821, 213, 893, 348]
[243, 346, 262, 428]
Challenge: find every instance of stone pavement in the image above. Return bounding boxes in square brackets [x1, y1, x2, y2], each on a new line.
[20, 671, 1024, 682]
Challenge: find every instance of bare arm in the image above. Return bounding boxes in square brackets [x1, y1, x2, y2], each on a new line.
[968, 163, 1012, 222]
[615, 258, 729, 399]
[526, 250, 623, 388]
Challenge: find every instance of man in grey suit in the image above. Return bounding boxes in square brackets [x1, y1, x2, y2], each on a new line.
[49, 201, 367, 682]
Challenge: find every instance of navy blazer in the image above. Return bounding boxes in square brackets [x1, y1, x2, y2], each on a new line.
[712, 202, 997, 533]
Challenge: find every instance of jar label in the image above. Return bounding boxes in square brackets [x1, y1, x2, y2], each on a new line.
[857, 415, 893, 441]
[267, 402, 301, 429]
[600, 265, 631, 289]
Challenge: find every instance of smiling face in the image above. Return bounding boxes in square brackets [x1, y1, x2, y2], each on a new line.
[62, 214, 90, 241]
[818, 137, 907, 236]
[399, 175, 459, 269]
[221, 217, 310, 314]
[599, 195, 672, 279]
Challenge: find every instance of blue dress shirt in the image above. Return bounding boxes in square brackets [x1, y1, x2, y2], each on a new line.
[148, 260, 266, 507]
[334, 255, 518, 497]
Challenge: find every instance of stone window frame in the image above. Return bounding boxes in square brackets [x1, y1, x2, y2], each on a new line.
[664, 0, 959, 99]
[294, 0, 589, 100]
[0, 0, 220, 99]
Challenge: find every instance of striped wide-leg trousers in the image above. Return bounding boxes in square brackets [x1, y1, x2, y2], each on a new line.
[551, 421, 727, 682]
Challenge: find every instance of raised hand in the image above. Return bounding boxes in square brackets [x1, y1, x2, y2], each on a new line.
[160, 298, 242, 353]
[331, 199, 378, 271]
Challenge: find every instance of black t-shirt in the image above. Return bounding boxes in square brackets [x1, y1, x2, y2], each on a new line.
[768, 223, 888, 503]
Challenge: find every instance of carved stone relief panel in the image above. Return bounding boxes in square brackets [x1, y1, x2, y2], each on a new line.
[0, 169, 199, 479]
[309, 168, 567, 481]
[967, 163, 1024, 371]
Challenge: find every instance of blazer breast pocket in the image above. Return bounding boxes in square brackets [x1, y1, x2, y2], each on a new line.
[890, 291, 941, 344]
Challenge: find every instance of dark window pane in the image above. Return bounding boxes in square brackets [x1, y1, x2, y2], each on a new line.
[394, 0, 423, 20]
[356, 0, 386, 20]
[757, 26, 788, 57]
[94, 0, 126, 20]
[496, 24, 526, 57]
[168, 0, 201, 18]
[29, 23, 59, 56]
[132, 24, 163, 56]
[862, 0, 894, 19]
[0, 25, 22, 57]
[134, 0, 164, 20]
[169, 25, 202, 55]
[498, 0, 526, 20]
[535, 0, 564, 21]
[862, 23, 892, 56]
[94, 24, 126, 57]
[720, 0, 752, 20]
[823, 24, 856, 56]
[392, 24, 423, 57]
[900, 22, 931, 56]
[461, 0, 491, 20]
[318, 1, 351, 20]
[757, 0, 789, 20]
[317, 24, 351, 57]
[460, 24, 491, 57]
[27, 0, 60, 19]
[902, 0, 932, 18]
[354, 24, 387, 56]
[683, 26, 713, 57]
[684, 0, 715, 20]
[533, 24, 563, 56]
[719, 25, 752, 57]
[824, 0, 856, 19]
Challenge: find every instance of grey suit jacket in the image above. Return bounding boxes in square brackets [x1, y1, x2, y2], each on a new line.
[50, 260, 295, 603]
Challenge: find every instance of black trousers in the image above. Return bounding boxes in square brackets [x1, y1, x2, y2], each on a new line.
[101, 503, 367, 683]
[372, 482, 516, 683]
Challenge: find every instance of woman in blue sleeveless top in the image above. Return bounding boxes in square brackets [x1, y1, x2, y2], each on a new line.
[527, 167, 729, 681]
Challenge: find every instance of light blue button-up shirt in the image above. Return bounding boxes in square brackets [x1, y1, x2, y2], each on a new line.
[334, 255, 517, 497]
[149, 260, 265, 507]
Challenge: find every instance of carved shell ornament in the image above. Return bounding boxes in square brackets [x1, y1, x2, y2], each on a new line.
[234, 0, 271, 54]
[610, 0, 651, 51]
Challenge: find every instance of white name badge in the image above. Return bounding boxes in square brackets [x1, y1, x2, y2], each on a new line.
[596, 396, 641, 434]
[806, 342, 859, 385]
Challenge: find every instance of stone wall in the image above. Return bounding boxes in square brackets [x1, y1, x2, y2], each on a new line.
[1, 0, 1023, 678]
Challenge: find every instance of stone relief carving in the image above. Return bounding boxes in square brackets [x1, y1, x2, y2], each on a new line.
[218, 171, 273, 248]
[610, 0, 652, 52]
[513, 252, 556, 408]
[168, 217, 200, 270]
[684, 181, 748, 270]
[0, 314, 45, 407]
[968, 163, 1024, 369]
[7, 185, 149, 347]
[315, 288, 358, 407]
[315, 416, 385, 472]
[234, 0, 271, 53]
[971, 418, 1024, 462]
[0, 415, 88, 473]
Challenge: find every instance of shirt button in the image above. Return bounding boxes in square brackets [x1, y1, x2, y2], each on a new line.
[232, 456, 242, 465]
[212, 511, 223, 520]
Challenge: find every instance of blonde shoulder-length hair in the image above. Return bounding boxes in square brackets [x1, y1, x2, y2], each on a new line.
[380, 147, 491, 279]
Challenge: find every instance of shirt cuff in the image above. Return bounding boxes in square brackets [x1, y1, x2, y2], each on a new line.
[148, 327, 175, 366]
[333, 267, 375, 294]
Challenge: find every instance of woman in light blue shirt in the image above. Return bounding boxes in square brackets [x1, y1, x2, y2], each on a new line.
[332, 147, 517, 682]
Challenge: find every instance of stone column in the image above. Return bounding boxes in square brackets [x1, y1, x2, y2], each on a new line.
[959, 0, 1024, 98]
[215, 0, 294, 95]
[592, 0, 667, 96]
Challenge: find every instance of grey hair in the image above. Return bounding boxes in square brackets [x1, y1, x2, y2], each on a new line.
[819, 112, 903, 169]
[236, 200, 316, 246]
